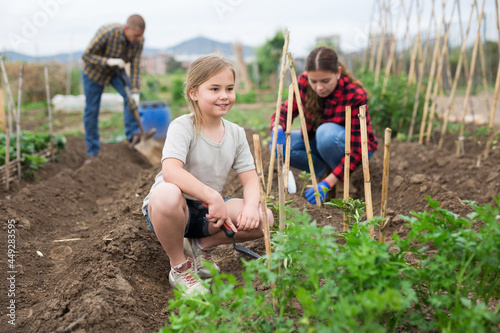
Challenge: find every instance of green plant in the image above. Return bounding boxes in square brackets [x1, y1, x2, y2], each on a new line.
[298, 170, 311, 196]
[0, 131, 66, 176]
[326, 197, 366, 227]
[236, 90, 257, 104]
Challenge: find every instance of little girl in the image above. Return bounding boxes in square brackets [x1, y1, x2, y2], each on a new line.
[142, 54, 274, 296]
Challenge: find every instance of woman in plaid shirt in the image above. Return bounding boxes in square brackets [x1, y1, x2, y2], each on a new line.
[270, 46, 378, 205]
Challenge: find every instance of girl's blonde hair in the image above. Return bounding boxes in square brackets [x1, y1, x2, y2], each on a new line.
[184, 54, 236, 133]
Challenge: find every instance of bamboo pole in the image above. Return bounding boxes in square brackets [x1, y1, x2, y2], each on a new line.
[397, 0, 414, 76]
[380, 128, 392, 243]
[0, 86, 4, 133]
[284, 84, 294, 190]
[44, 66, 54, 156]
[359, 105, 374, 238]
[268, 29, 290, 196]
[16, 65, 23, 180]
[343, 106, 352, 232]
[369, 0, 381, 73]
[456, 0, 471, 90]
[484, 0, 500, 158]
[374, 0, 388, 85]
[288, 52, 321, 207]
[407, 0, 423, 86]
[0, 58, 15, 134]
[277, 145, 285, 232]
[363, 0, 379, 70]
[382, 0, 403, 92]
[252, 134, 272, 268]
[456, 0, 486, 156]
[475, 1, 492, 116]
[438, 0, 477, 149]
[408, 0, 435, 141]
[418, 0, 446, 144]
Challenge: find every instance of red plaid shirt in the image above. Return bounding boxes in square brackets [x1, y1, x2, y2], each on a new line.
[271, 72, 378, 181]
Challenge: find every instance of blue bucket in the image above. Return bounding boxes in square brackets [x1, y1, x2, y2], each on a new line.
[139, 101, 171, 139]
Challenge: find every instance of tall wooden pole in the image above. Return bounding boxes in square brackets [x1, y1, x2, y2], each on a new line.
[374, 0, 388, 85]
[382, 0, 403, 92]
[380, 128, 392, 243]
[268, 29, 290, 196]
[397, 0, 414, 76]
[484, 0, 500, 158]
[16, 65, 24, 180]
[277, 145, 285, 232]
[475, 1, 492, 115]
[288, 52, 321, 207]
[343, 106, 352, 232]
[363, 0, 379, 70]
[408, 0, 435, 142]
[456, 0, 486, 155]
[359, 105, 374, 238]
[284, 84, 294, 190]
[44, 66, 54, 154]
[438, 0, 477, 149]
[418, 0, 446, 144]
[407, 0, 423, 86]
[369, 0, 381, 73]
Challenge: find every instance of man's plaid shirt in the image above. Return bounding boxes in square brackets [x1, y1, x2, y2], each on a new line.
[82, 24, 143, 93]
[271, 72, 378, 181]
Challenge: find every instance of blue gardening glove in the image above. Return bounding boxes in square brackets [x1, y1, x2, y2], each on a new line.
[269, 128, 286, 156]
[305, 180, 331, 205]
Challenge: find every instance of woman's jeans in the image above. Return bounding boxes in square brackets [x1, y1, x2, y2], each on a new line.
[82, 72, 139, 156]
[289, 122, 374, 177]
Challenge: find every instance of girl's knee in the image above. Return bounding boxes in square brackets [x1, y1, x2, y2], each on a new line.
[149, 183, 184, 215]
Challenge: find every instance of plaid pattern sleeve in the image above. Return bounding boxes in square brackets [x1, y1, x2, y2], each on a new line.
[82, 24, 144, 93]
[270, 72, 378, 181]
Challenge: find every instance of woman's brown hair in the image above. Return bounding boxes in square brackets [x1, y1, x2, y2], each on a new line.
[304, 46, 357, 131]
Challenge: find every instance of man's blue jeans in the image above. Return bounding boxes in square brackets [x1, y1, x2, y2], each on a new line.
[82, 72, 139, 156]
[289, 122, 374, 178]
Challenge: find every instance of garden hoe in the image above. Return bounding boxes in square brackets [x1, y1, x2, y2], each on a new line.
[117, 69, 163, 165]
[201, 203, 262, 259]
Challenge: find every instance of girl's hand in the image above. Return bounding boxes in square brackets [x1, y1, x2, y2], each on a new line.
[206, 199, 238, 233]
[236, 204, 260, 231]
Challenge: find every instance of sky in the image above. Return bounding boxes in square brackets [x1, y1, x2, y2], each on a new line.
[0, 0, 497, 58]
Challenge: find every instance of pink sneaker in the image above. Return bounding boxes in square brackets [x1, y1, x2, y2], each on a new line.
[169, 259, 209, 296]
[183, 238, 219, 279]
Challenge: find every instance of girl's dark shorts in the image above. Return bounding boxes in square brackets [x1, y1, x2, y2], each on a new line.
[144, 197, 231, 239]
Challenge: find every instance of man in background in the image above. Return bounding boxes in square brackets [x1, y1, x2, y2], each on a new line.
[82, 14, 145, 161]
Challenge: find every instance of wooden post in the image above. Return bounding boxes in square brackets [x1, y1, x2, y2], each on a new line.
[343, 106, 352, 232]
[44, 66, 54, 155]
[475, 0, 491, 121]
[288, 52, 321, 207]
[16, 65, 24, 180]
[284, 84, 294, 191]
[438, 0, 477, 149]
[418, 0, 446, 144]
[369, 0, 381, 73]
[484, 0, 500, 158]
[374, 0, 388, 85]
[380, 128, 392, 243]
[0, 84, 5, 133]
[268, 29, 290, 196]
[277, 145, 285, 232]
[0, 58, 16, 134]
[456, 0, 486, 155]
[407, 0, 435, 141]
[252, 134, 272, 268]
[359, 105, 374, 238]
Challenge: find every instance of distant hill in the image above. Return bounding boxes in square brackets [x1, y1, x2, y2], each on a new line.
[1, 36, 255, 63]
[166, 36, 255, 61]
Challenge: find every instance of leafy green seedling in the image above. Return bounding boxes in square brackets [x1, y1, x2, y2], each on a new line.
[298, 170, 311, 196]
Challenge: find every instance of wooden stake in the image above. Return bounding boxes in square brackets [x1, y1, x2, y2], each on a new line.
[284, 84, 294, 190]
[0, 58, 15, 134]
[397, 0, 414, 76]
[418, 0, 446, 144]
[363, 0, 379, 70]
[484, 0, 500, 158]
[0, 86, 5, 133]
[369, 0, 381, 73]
[475, 1, 491, 121]
[359, 105, 374, 238]
[277, 145, 285, 232]
[288, 52, 321, 207]
[382, 0, 403, 92]
[438, 0, 477, 149]
[252, 134, 272, 268]
[44, 66, 54, 155]
[380, 128, 392, 243]
[456, 0, 486, 156]
[343, 106, 352, 232]
[268, 29, 290, 196]
[16, 65, 23, 180]
[408, 0, 435, 141]
[374, 0, 388, 84]
[407, 0, 423, 86]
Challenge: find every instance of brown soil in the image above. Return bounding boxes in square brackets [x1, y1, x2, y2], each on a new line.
[1, 120, 499, 332]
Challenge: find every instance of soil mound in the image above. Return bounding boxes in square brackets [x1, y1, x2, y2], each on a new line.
[1, 128, 499, 332]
